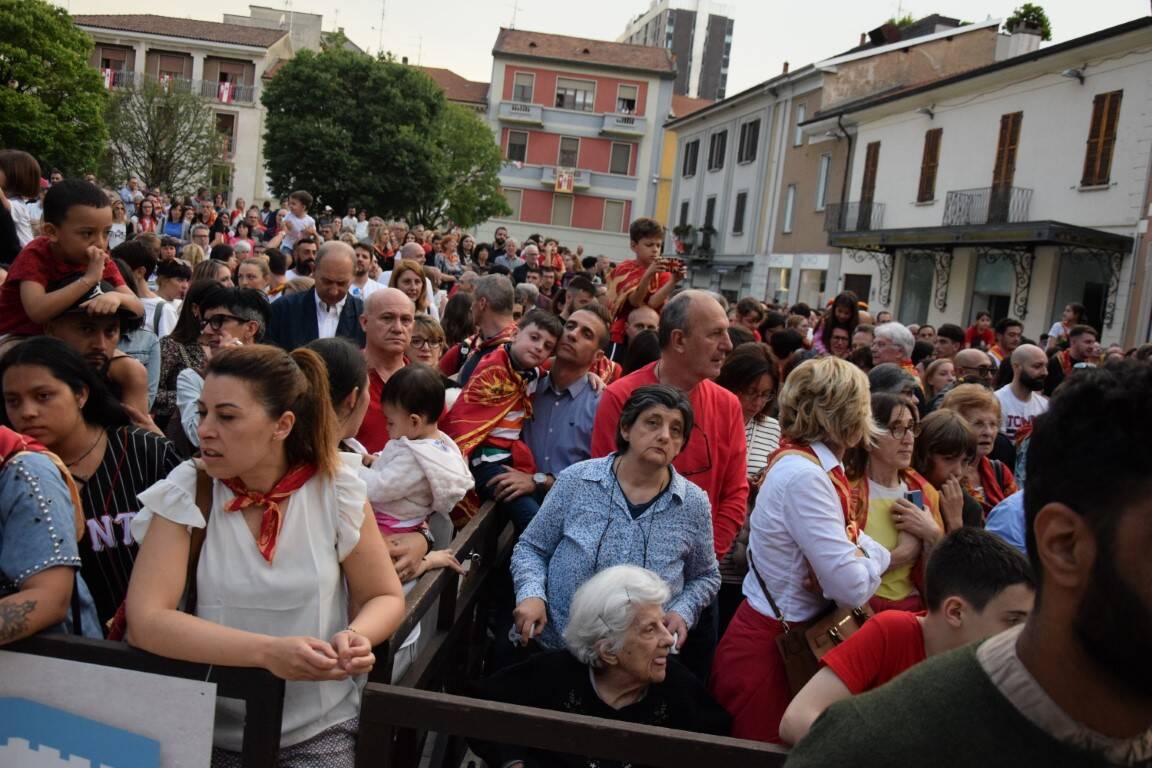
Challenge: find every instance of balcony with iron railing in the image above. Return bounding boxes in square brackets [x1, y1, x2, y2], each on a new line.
[539, 166, 591, 189]
[942, 186, 1032, 226]
[824, 201, 886, 232]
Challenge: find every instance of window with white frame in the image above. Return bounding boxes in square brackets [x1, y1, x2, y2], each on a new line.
[512, 72, 535, 103]
[504, 188, 523, 220]
[555, 77, 595, 112]
[609, 143, 632, 175]
[815, 153, 831, 211]
[551, 194, 573, 227]
[782, 184, 796, 233]
[507, 130, 528, 163]
[603, 199, 626, 232]
[558, 136, 580, 167]
[616, 84, 638, 114]
[682, 140, 699, 177]
[794, 103, 806, 147]
[732, 191, 747, 235]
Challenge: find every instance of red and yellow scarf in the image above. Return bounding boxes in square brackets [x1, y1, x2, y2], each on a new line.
[605, 260, 671, 343]
[220, 463, 317, 563]
[767, 440, 859, 542]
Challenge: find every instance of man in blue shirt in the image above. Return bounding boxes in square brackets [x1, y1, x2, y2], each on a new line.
[486, 304, 612, 503]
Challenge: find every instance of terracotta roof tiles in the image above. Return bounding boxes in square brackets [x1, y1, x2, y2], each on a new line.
[493, 28, 677, 77]
[413, 66, 489, 105]
[74, 14, 288, 49]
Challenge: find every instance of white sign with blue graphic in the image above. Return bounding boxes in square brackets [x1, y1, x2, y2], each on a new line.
[0, 651, 215, 767]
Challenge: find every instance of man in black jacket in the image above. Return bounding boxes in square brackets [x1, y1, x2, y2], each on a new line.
[266, 240, 365, 349]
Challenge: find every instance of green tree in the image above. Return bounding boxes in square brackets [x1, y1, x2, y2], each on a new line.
[262, 49, 508, 226]
[407, 104, 511, 229]
[104, 80, 224, 194]
[0, 0, 107, 174]
[1006, 3, 1052, 41]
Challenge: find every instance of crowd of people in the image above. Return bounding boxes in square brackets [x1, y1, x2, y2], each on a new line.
[0, 151, 1149, 768]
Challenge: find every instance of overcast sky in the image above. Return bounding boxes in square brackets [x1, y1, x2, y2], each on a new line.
[57, 0, 1148, 94]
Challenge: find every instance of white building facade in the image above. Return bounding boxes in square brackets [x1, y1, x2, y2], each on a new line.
[814, 18, 1152, 345]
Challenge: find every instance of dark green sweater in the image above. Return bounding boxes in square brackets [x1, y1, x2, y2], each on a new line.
[786, 644, 1117, 767]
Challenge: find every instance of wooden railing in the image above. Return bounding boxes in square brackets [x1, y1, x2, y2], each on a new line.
[358, 684, 787, 768]
[5, 633, 285, 767]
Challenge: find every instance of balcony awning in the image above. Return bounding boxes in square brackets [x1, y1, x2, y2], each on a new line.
[828, 220, 1133, 255]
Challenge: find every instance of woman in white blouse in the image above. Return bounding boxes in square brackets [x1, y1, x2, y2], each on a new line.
[709, 356, 891, 744]
[126, 344, 405, 767]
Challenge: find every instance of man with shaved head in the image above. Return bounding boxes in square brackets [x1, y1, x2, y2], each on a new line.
[356, 287, 416, 454]
[995, 344, 1049, 442]
[266, 240, 365, 349]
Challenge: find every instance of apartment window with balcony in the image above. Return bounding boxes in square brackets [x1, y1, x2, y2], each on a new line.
[704, 196, 717, 230]
[616, 84, 639, 114]
[782, 184, 796, 234]
[603, 199, 626, 232]
[732, 191, 747, 235]
[558, 136, 580, 167]
[1082, 90, 1123, 187]
[551, 194, 574, 227]
[512, 72, 535, 103]
[794, 103, 806, 147]
[682, 140, 699, 177]
[157, 54, 188, 83]
[679, 201, 689, 227]
[815, 153, 831, 211]
[504, 188, 523, 220]
[707, 130, 727, 171]
[609, 143, 632, 175]
[555, 77, 595, 112]
[507, 131, 528, 163]
[737, 119, 759, 164]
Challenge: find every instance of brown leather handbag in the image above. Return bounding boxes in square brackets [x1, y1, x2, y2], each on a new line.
[748, 550, 872, 695]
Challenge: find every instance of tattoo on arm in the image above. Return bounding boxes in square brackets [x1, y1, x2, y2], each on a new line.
[0, 600, 37, 643]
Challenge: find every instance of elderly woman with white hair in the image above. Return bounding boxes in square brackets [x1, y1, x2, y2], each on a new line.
[470, 566, 731, 767]
[510, 385, 720, 675]
[709, 357, 892, 744]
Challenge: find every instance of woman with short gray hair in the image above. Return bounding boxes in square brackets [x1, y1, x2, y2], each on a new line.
[510, 385, 719, 677]
[470, 566, 730, 766]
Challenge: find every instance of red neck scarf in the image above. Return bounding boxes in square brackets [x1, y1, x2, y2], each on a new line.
[768, 440, 859, 542]
[1057, 349, 1075, 375]
[221, 463, 317, 562]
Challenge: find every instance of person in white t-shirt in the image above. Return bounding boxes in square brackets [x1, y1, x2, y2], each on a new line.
[349, 241, 384, 301]
[994, 344, 1049, 441]
[281, 190, 317, 252]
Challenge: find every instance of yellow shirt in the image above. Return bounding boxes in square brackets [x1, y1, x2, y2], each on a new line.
[864, 479, 916, 602]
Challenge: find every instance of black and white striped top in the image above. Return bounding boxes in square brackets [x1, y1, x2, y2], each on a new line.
[76, 426, 182, 625]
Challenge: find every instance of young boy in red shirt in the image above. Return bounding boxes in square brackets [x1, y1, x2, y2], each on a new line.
[604, 217, 685, 344]
[779, 528, 1035, 745]
[0, 179, 141, 338]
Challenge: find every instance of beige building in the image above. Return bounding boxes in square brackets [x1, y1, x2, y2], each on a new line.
[76, 14, 295, 204]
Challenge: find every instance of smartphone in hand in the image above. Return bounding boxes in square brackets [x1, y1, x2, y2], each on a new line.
[904, 489, 924, 508]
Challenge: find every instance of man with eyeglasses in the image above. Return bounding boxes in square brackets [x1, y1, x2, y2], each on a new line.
[189, 224, 211, 256]
[173, 286, 270, 448]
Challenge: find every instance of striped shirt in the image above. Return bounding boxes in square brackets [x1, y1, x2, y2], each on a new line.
[719, 416, 781, 584]
[76, 426, 182, 624]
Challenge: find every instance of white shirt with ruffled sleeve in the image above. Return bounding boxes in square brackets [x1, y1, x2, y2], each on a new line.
[132, 453, 367, 751]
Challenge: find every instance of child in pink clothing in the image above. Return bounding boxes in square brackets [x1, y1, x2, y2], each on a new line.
[360, 364, 472, 577]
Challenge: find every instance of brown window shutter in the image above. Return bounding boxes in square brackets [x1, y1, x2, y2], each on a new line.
[917, 128, 942, 203]
[1082, 90, 1123, 186]
[860, 141, 880, 203]
[993, 112, 1022, 188]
